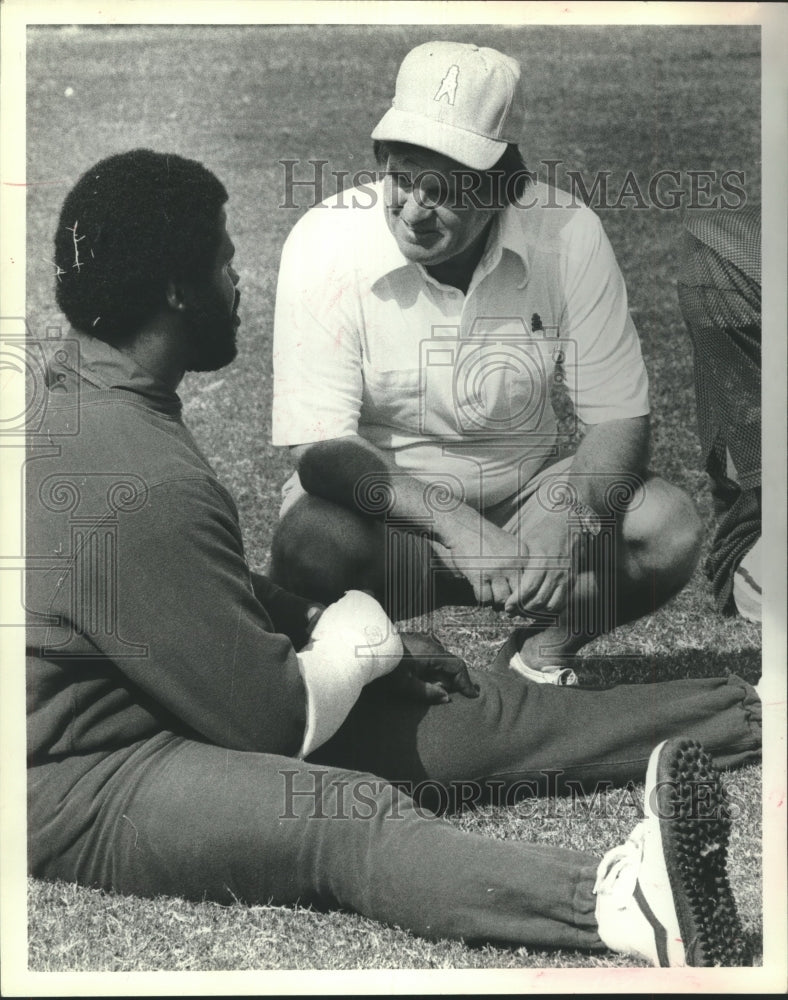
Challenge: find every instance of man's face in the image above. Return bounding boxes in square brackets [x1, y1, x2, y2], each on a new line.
[183, 208, 241, 373]
[383, 146, 499, 268]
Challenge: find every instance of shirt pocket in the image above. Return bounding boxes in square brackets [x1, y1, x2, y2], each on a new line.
[360, 366, 424, 433]
[451, 339, 551, 435]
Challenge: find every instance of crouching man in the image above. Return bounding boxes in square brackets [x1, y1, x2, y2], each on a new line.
[270, 41, 704, 685]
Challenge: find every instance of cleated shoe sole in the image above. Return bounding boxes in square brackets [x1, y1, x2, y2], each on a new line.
[645, 738, 751, 967]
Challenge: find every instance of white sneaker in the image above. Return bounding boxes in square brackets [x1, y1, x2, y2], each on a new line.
[594, 738, 750, 967]
[509, 651, 578, 686]
[733, 538, 762, 623]
[492, 627, 579, 685]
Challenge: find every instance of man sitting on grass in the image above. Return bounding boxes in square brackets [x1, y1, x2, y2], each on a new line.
[27, 149, 760, 966]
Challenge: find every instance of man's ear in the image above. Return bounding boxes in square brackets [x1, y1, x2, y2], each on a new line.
[165, 279, 188, 312]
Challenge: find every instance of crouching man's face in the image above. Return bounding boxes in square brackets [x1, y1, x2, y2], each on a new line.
[183, 207, 241, 373]
[382, 145, 499, 268]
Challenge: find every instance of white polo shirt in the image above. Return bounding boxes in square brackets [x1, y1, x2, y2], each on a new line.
[272, 180, 649, 509]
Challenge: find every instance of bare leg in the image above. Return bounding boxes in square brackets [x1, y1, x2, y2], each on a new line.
[269, 494, 384, 603]
[519, 476, 703, 669]
[269, 477, 701, 654]
[269, 493, 473, 616]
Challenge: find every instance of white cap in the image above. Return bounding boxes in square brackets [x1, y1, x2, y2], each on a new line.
[372, 41, 525, 170]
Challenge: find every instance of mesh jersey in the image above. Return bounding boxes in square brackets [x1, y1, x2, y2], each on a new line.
[677, 205, 761, 612]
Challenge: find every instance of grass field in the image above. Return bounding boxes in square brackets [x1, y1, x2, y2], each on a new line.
[24, 23, 763, 973]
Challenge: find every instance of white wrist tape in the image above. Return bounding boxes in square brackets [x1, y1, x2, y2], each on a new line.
[296, 590, 402, 757]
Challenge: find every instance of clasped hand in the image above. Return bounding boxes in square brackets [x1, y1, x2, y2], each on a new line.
[443, 511, 574, 617]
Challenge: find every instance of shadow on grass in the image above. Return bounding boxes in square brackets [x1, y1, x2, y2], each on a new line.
[572, 647, 761, 689]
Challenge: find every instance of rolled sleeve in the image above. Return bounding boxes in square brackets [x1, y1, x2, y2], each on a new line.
[272, 215, 363, 447]
[558, 210, 650, 425]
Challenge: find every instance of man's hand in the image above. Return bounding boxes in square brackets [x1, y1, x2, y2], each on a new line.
[441, 516, 532, 608]
[505, 507, 575, 617]
[368, 631, 479, 704]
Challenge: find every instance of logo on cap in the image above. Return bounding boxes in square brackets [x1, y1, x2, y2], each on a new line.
[434, 65, 459, 105]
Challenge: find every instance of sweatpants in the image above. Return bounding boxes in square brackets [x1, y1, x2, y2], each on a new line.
[28, 668, 760, 950]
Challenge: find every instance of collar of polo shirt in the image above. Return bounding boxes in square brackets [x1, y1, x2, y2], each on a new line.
[368, 192, 529, 292]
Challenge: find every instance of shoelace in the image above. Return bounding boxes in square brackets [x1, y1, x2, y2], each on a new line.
[593, 820, 647, 902]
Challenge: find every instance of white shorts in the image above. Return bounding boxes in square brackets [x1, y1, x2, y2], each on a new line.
[278, 454, 576, 553]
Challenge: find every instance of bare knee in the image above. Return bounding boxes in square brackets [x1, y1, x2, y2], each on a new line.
[622, 478, 703, 587]
[270, 495, 384, 604]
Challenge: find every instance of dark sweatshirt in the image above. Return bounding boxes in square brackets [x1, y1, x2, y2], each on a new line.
[27, 331, 316, 785]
